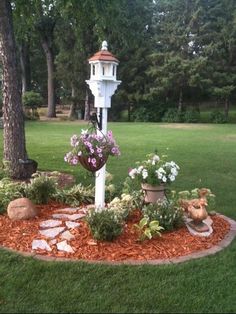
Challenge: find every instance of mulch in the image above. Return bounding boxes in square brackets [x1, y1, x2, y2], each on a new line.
[0, 202, 230, 262]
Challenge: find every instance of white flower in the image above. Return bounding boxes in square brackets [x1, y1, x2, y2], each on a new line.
[153, 154, 160, 162]
[158, 167, 166, 174]
[142, 169, 148, 179]
[129, 168, 137, 179]
[171, 168, 178, 176]
[169, 175, 175, 182]
[162, 176, 167, 183]
[137, 166, 144, 173]
[156, 170, 163, 180]
[81, 129, 88, 135]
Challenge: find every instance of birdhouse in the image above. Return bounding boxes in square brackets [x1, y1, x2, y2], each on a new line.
[88, 41, 119, 81]
[86, 41, 121, 109]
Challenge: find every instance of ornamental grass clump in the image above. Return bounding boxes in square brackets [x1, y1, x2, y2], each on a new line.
[128, 153, 180, 186]
[64, 129, 120, 170]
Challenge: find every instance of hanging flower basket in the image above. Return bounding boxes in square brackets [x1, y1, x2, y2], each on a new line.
[78, 155, 108, 173]
[64, 129, 120, 172]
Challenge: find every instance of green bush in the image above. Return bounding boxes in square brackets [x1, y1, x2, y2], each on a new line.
[25, 174, 57, 204]
[86, 208, 124, 241]
[142, 200, 184, 231]
[162, 108, 183, 122]
[210, 110, 227, 123]
[22, 91, 43, 109]
[0, 179, 25, 214]
[131, 104, 164, 122]
[183, 108, 200, 123]
[54, 184, 94, 207]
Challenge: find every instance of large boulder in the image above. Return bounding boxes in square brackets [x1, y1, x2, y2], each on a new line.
[7, 198, 38, 220]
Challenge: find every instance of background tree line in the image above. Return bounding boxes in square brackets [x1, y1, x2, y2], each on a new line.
[1, 0, 236, 123]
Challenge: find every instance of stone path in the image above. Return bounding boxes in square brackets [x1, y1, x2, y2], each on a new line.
[32, 207, 87, 254]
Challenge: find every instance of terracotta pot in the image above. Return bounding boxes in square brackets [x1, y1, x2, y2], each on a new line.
[141, 183, 165, 204]
[78, 155, 108, 173]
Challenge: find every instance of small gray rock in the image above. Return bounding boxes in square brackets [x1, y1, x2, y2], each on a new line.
[39, 227, 65, 238]
[52, 213, 85, 221]
[56, 240, 74, 253]
[32, 239, 52, 251]
[65, 221, 80, 229]
[40, 219, 62, 229]
[60, 230, 75, 241]
[55, 208, 78, 213]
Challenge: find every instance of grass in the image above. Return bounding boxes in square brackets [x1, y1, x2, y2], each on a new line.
[0, 121, 236, 313]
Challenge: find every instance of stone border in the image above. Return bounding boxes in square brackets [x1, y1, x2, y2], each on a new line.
[1, 214, 236, 265]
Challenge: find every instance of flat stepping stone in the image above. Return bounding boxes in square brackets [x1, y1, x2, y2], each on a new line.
[60, 230, 75, 241]
[49, 239, 57, 245]
[57, 240, 74, 253]
[39, 227, 65, 239]
[52, 213, 85, 221]
[32, 239, 52, 251]
[65, 221, 80, 229]
[54, 207, 78, 213]
[40, 219, 62, 229]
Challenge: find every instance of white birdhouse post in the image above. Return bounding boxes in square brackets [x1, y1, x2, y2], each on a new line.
[86, 41, 121, 209]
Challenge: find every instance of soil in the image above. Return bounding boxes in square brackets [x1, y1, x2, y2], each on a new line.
[0, 202, 230, 262]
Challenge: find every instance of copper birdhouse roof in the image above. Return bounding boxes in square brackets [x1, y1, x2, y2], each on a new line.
[88, 49, 119, 63]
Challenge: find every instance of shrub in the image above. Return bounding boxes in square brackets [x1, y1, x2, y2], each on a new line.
[131, 104, 164, 122]
[162, 108, 183, 123]
[210, 110, 227, 123]
[183, 108, 200, 123]
[142, 199, 184, 231]
[54, 184, 94, 206]
[0, 179, 25, 214]
[86, 208, 124, 241]
[25, 174, 57, 204]
[22, 91, 43, 109]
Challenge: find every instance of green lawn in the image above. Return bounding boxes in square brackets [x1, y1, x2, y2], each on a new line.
[0, 121, 236, 313]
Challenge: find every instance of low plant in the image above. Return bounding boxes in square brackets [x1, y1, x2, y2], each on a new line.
[108, 193, 136, 220]
[86, 208, 124, 241]
[0, 160, 11, 180]
[54, 184, 94, 206]
[209, 110, 227, 123]
[25, 174, 57, 204]
[162, 108, 183, 123]
[142, 199, 184, 231]
[0, 179, 25, 213]
[183, 108, 200, 123]
[134, 217, 164, 241]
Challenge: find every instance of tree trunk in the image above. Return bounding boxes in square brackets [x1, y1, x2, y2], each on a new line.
[68, 84, 77, 119]
[224, 98, 229, 120]
[19, 40, 31, 94]
[178, 88, 183, 112]
[84, 89, 90, 121]
[0, 0, 32, 179]
[41, 40, 56, 118]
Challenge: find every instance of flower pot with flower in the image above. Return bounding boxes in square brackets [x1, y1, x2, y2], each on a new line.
[64, 129, 120, 172]
[129, 153, 180, 204]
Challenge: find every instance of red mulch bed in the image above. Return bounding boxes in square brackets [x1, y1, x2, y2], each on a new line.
[0, 202, 230, 262]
